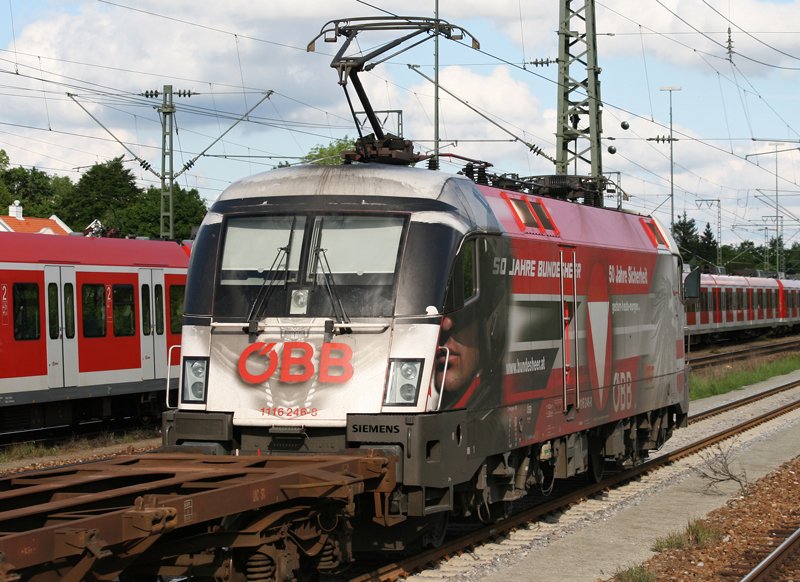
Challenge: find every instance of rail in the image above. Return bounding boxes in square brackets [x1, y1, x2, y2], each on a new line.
[688, 338, 800, 371]
[740, 524, 800, 581]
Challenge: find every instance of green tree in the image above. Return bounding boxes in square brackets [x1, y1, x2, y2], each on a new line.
[698, 222, 718, 266]
[722, 240, 763, 274]
[1, 166, 62, 217]
[301, 136, 356, 165]
[118, 185, 207, 240]
[672, 211, 699, 263]
[63, 157, 139, 231]
[785, 242, 800, 275]
[0, 149, 11, 208]
[50, 175, 75, 215]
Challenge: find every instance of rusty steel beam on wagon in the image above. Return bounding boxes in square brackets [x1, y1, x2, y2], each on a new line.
[0, 451, 394, 578]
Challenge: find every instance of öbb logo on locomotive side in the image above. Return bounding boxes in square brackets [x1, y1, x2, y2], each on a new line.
[238, 341, 354, 384]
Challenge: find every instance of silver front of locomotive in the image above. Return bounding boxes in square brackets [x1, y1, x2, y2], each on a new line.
[169, 216, 476, 453]
[163, 165, 497, 454]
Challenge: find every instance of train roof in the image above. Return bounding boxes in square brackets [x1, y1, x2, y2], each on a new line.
[214, 163, 676, 254]
[700, 273, 780, 288]
[218, 164, 462, 201]
[0, 232, 190, 268]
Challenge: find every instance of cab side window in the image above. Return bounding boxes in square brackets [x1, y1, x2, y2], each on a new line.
[444, 239, 476, 313]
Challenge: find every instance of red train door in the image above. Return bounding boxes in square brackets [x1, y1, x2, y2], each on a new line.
[44, 266, 78, 388]
[777, 281, 787, 319]
[559, 247, 579, 413]
[139, 269, 168, 380]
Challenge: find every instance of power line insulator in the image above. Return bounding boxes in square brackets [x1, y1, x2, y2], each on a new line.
[527, 57, 555, 67]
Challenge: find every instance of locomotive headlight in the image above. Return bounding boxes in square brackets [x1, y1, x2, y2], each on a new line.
[290, 289, 309, 315]
[182, 357, 209, 403]
[399, 361, 417, 380]
[384, 359, 423, 406]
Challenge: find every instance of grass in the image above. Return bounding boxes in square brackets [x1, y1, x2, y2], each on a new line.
[651, 519, 721, 552]
[689, 352, 800, 400]
[0, 428, 160, 464]
[611, 565, 657, 582]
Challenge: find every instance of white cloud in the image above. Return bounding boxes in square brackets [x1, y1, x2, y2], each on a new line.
[1, 0, 799, 244]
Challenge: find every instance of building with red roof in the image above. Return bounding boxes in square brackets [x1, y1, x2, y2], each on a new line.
[0, 201, 72, 235]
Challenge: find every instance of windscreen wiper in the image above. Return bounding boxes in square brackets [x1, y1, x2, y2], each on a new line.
[315, 247, 350, 326]
[247, 245, 288, 332]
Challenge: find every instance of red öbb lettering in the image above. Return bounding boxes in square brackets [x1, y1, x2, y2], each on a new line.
[279, 342, 314, 383]
[238, 341, 353, 385]
[319, 342, 354, 383]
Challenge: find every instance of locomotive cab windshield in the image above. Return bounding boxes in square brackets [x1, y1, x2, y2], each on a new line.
[215, 214, 407, 322]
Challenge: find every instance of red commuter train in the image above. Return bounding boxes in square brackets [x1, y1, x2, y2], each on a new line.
[685, 272, 800, 342]
[0, 232, 189, 433]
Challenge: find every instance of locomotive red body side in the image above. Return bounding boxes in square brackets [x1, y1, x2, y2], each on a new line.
[0, 232, 189, 431]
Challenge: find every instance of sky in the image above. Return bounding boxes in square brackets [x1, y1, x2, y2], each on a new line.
[2, 0, 800, 264]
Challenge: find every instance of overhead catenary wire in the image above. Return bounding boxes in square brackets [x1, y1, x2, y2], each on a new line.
[1, 1, 798, 247]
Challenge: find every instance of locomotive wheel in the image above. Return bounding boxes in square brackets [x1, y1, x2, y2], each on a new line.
[588, 445, 605, 483]
[422, 512, 450, 548]
[587, 431, 605, 483]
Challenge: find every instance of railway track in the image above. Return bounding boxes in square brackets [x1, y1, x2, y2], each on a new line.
[687, 337, 800, 370]
[738, 523, 800, 581]
[0, 380, 797, 581]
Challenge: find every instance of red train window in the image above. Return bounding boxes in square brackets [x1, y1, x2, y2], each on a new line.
[169, 285, 185, 335]
[509, 197, 538, 228]
[82, 284, 106, 338]
[112, 285, 135, 337]
[13, 283, 40, 341]
[48, 283, 59, 340]
[155, 284, 165, 335]
[141, 285, 152, 336]
[64, 283, 75, 339]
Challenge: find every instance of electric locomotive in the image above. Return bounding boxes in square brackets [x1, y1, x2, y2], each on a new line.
[164, 162, 688, 544]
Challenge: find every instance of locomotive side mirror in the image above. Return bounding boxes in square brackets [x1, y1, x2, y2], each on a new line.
[684, 267, 701, 300]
